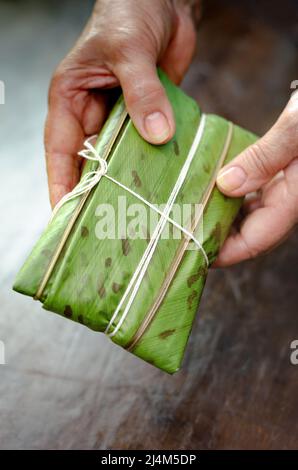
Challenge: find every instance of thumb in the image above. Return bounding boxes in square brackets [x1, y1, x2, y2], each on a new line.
[114, 59, 175, 145]
[216, 93, 298, 196]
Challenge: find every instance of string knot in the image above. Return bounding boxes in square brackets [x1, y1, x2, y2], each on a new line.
[51, 134, 104, 220]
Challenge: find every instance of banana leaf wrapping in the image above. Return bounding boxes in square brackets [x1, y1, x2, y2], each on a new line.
[13, 72, 256, 374]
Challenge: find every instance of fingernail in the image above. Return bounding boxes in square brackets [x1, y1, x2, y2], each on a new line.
[216, 166, 247, 192]
[144, 112, 171, 144]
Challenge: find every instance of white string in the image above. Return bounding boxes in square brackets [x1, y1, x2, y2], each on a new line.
[50, 135, 107, 221]
[105, 174, 208, 262]
[105, 114, 207, 338]
[51, 118, 209, 338]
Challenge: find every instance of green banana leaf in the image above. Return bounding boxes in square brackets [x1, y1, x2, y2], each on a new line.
[13, 71, 257, 374]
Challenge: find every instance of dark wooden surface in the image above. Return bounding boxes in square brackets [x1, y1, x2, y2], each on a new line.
[0, 0, 297, 450]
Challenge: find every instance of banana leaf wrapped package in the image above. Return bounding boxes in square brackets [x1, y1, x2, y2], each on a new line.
[13, 72, 256, 374]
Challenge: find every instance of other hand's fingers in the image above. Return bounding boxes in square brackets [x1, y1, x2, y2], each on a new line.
[215, 159, 298, 267]
[216, 92, 298, 196]
[214, 205, 291, 267]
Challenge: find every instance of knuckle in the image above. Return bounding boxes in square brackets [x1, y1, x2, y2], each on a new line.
[48, 78, 61, 102]
[239, 234, 261, 260]
[111, 36, 154, 66]
[112, 35, 135, 58]
[128, 84, 164, 109]
[48, 68, 67, 101]
[245, 142, 275, 178]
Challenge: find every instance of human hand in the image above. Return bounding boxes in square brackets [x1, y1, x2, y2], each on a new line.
[45, 0, 197, 208]
[215, 91, 298, 266]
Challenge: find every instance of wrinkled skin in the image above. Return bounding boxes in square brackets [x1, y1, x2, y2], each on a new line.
[216, 91, 298, 266]
[45, 0, 196, 208]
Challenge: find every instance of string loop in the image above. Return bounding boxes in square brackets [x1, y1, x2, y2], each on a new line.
[51, 135, 108, 220]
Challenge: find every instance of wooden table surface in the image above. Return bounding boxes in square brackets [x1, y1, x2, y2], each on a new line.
[0, 0, 297, 450]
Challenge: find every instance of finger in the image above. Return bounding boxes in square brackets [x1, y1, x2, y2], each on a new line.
[45, 84, 107, 208]
[215, 200, 297, 268]
[114, 58, 175, 145]
[81, 91, 109, 136]
[216, 92, 298, 196]
[159, 4, 197, 84]
[45, 100, 84, 209]
[242, 192, 262, 214]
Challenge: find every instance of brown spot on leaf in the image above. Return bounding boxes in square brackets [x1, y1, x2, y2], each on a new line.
[212, 222, 222, 243]
[173, 139, 180, 155]
[41, 249, 52, 259]
[132, 170, 142, 187]
[112, 282, 122, 294]
[122, 271, 130, 281]
[187, 291, 198, 310]
[203, 162, 211, 173]
[105, 257, 112, 268]
[159, 329, 176, 339]
[81, 226, 89, 238]
[187, 266, 208, 288]
[98, 282, 106, 299]
[121, 238, 131, 256]
[64, 305, 73, 318]
[78, 315, 84, 324]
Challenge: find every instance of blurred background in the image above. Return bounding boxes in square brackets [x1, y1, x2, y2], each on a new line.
[0, 0, 297, 450]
